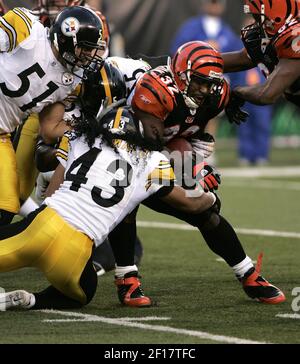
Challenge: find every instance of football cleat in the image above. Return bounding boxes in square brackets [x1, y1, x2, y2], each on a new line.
[0, 290, 35, 310]
[115, 271, 152, 308]
[241, 253, 286, 304]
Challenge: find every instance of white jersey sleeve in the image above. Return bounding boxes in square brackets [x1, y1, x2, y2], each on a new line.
[0, 8, 36, 52]
[107, 56, 151, 104]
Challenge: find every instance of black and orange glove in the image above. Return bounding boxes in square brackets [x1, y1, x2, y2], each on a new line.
[193, 161, 221, 192]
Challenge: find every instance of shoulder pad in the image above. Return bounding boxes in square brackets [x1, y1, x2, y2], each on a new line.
[132, 68, 178, 120]
[0, 7, 35, 51]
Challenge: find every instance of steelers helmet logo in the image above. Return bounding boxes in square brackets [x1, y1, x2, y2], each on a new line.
[61, 17, 80, 37]
[62, 72, 74, 86]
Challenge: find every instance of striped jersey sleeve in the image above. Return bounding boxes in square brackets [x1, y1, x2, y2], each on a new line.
[0, 7, 33, 52]
[56, 132, 70, 168]
[145, 159, 175, 195]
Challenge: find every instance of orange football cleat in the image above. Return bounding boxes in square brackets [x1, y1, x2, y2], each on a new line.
[241, 253, 286, 304]
[115, 271, 152, 307]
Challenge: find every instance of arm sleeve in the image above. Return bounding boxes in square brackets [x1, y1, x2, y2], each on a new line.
[145, 157, 176, 196]
[0, 8, 34, 51]
[55, 132, 70, 168]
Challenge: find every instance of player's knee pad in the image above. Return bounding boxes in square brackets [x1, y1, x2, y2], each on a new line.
[201, 212, 221, 231]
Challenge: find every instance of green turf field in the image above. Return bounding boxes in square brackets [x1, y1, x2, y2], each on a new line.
[1, 171, 300, 344]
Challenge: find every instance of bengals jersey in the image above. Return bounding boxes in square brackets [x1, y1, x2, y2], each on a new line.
[47, 133, 175, 244]
[243, 17, 300, 107]
[132, 66, 230, 142]
[0, 8, 82, 134]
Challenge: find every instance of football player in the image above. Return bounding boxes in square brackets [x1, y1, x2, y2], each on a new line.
[222, 0, 300, 108]
[0, 106, 216, 310]
[0, 5, 106, 226]
[108, 41, 286, 307]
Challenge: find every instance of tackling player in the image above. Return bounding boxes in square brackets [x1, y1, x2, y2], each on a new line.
[0, 106, 216, 310]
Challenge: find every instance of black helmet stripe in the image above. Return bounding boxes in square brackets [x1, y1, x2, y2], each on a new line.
[295, 1, 299, 17]
[191, 54, 223, 68]
[267, 0, 273, 8]
[186, 46, 215, 61]
[173, 44, 212, 67]
[194, 62, 223, 72]
[286, 0, 292, 19]
[249, 0, 260, 12]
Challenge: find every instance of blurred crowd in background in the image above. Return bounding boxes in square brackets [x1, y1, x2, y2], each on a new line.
[3, 0, 300, 166]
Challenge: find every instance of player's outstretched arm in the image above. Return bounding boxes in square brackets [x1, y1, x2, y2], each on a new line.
[39, 102, 71, 144]
[222, 48, 255, 73]
[160, 186, 216, 214]
[234, 58, 300, 105]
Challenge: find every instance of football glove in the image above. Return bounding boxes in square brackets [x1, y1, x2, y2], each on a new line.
[225, 91, 249, 125]
[191, 133, 215, 159]
[193, 161, 221, 192]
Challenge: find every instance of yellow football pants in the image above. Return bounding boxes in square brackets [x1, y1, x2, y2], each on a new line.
[0, 206, 93, 304]
[0, 134, 19, 213]
[15, 114, 39, 202]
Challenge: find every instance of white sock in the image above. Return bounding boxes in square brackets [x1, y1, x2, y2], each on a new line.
[26, 293, 36, 309]
[115, 265, 138, 278]
[232, 256, 254, 279]
[19, 197, 38, 217]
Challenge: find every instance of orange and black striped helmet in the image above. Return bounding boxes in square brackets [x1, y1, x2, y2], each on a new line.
[244, 0, 300, 35]
[171, 41, 224, 108]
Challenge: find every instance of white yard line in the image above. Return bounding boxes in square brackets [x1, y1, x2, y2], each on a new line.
[276, 313, 300, 320]
[220, 166, 300, 178]
[224, 179, 300, 191]
[137, 221, 300, 239]
[40, 310, 268, 344]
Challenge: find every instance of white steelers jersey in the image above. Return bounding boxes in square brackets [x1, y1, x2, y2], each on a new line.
[46, 134, 175, 245]
[0, 8, 82, 133]
[107, 56, 151, 104]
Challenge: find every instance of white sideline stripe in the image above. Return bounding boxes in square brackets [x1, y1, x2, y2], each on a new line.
[40, 310, 267, 344]
[224, 179, 300, 191]
[221, 166, 300, 178]
[137, 221, 300, 239]
[276, 313, 300, 320]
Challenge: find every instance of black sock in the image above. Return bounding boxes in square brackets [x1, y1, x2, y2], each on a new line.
[32, 286, 83, 309]
[32, 257, 97, 309]
[0, 210, 16, 226]
[109, 220, 136, 266]
[200, 215, 246, 267]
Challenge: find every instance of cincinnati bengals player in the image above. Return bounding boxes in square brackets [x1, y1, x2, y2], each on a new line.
[222, 0, 300, 107]
[133, 41, 230, 148]
[110, 41, 286, 306]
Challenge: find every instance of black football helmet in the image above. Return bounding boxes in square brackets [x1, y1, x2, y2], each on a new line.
[81, 60, 126, 116]
[49, 6, 107, 75]
[99, 105, 162, 151]
[100, 106, 144, 142]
